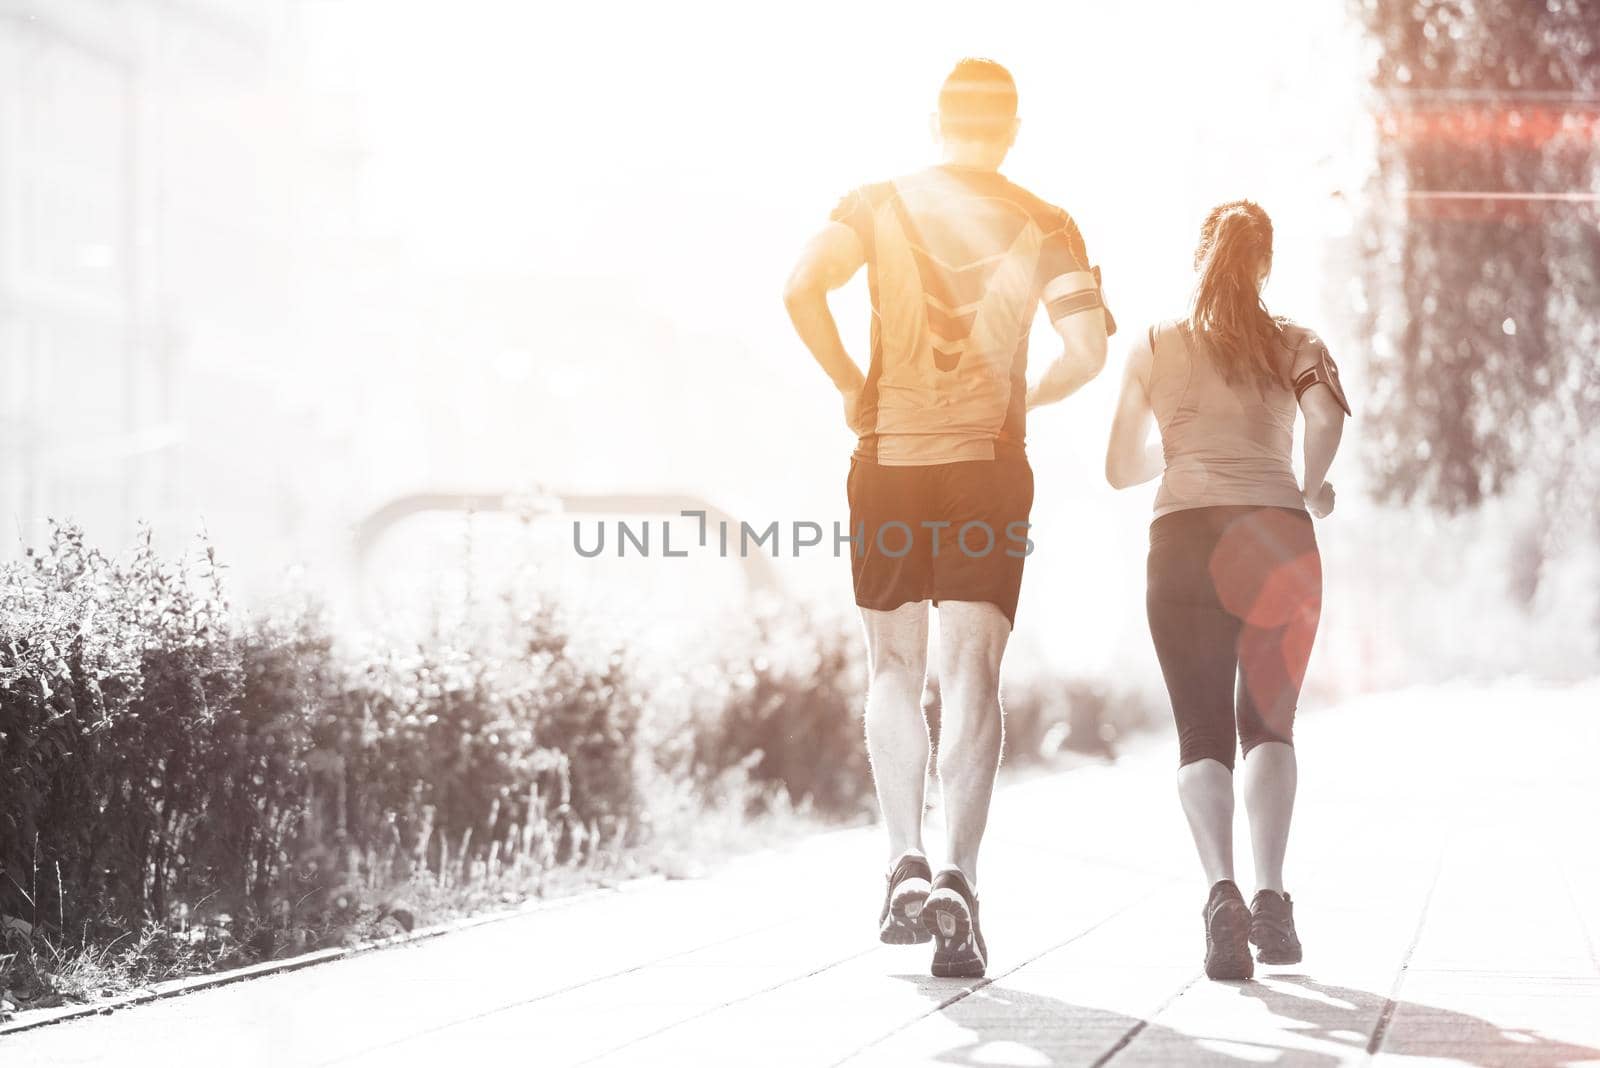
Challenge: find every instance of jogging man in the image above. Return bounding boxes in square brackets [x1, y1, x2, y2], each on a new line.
[782, 58, 1112, 977]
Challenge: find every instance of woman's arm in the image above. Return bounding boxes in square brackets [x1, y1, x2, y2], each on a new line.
[1104, 335, 1164, 489]
[1292, 336, 1348, 517]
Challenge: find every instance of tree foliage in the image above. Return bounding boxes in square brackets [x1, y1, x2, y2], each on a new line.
[1352, 0, 1600, 513]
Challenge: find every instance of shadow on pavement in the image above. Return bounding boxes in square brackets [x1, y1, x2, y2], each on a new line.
[886, 972, 1600, 1067]
[1241, 976, 1600, 1068]
[889, 973, 1263, 1067]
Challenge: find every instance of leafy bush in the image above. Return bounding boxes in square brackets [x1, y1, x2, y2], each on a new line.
[0, 524, 644, 948]
[1, 524, 244, 934]
[995, 673, 1158, 764]
[645, 602, 873, 820]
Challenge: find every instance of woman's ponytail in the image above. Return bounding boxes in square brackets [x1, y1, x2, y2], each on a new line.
[1188, 200, 1285, 387]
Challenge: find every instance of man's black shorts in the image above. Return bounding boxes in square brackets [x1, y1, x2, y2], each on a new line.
[846, 456, 1035, 626]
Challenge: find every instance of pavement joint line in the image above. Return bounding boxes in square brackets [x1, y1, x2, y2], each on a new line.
[0, 873, 669, 1039]
[1362, 840, 1448, 1061]
[316, 915, 798, 1066]
[574, 946, 882, 1065]
[1088, 974, 1202, 1068]
[829, 877, 1180, 1067]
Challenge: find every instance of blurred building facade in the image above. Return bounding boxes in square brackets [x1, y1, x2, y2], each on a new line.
[0, 0, 364, 584]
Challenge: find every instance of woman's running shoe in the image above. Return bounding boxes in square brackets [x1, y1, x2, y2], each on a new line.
[1203, 879, 1254, 980]
[879, 852, 933, 944]
[1249, 889, 1303, 965]
[921, 869, 987, 978]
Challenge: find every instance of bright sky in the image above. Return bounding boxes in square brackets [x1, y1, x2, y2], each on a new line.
[303, 0, 1371, 673]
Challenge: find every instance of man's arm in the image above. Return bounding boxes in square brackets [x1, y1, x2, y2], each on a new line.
[783, 222, 868, 417]
[1026, 270, 1109, 409]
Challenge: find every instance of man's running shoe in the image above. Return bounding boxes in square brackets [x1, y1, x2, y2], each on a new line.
[879, 852, 933, 944]
[921, 869, 986, 978]
[1203, 879, 1254, 980]
[1249, 889, 1302, 965]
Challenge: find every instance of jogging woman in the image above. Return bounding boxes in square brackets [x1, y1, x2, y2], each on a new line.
[1104, 200, 1349, 980]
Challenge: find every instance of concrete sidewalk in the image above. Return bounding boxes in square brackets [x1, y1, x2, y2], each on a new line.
[5, 681, 1598, 1067]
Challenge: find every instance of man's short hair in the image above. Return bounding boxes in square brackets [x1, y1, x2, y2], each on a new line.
[937, 58, 1017, 141]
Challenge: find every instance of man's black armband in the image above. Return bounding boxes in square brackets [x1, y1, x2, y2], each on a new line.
[1045, 265, 1117, 336]
[1045, 289, 1103, 320]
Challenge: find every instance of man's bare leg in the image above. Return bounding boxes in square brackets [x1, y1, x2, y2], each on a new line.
[861, 601, 932, 861]
[932, 600, 1009, 884]
[916, 599, 1009, 976]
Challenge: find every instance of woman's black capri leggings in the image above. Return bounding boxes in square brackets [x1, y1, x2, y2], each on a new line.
[1146, 506, 1322, 770]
